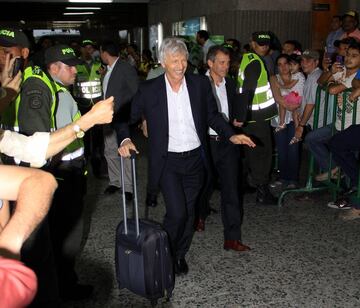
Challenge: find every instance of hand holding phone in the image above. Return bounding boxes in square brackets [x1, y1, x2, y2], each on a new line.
[335, 55, 344, 66]
[12, 57, 24, 78]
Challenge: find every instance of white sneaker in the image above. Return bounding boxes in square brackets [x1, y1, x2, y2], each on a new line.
[327, 201, 352, 210]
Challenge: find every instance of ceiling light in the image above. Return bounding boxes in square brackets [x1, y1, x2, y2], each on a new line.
[53, 20, 88, 24]
[68, 0, 113, 3]
[65, 7, 101, 10]
[64, 12, 95, 15]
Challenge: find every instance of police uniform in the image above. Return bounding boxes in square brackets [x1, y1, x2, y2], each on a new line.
[2, 45, 90, 301]
[238, 34, 278, 204]
[72, 44, 104, 176]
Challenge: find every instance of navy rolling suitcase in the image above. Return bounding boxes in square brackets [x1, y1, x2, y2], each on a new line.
[115, 154, 174, 306]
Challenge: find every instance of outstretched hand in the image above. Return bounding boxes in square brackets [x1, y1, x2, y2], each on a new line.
[89, 96, 114, 125]
[229, 134, 256, 147]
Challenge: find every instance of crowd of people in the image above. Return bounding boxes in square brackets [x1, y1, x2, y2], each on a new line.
[0, 8, 360, 307]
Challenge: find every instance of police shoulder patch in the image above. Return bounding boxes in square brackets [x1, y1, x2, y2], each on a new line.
[248, 54, 254, 60]
[26, 90, 43, 109]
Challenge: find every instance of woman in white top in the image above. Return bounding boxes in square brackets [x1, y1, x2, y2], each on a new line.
[271, 54, 305, 189]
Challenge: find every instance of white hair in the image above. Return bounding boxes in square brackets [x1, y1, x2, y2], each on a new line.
[159, 37, 189, 64]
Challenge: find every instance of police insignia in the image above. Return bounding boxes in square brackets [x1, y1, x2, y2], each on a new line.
[248, 54, 254, 60]
[29, 95, 42, 109]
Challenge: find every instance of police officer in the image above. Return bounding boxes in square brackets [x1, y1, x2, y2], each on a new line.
[73, 39, 104, 177]
[237, 31, 278, 205]
[2, 42, 93, 302]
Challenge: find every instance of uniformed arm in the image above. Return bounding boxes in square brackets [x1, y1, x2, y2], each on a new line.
[0, 165, 57, 259]
[18, 78, 53, 135]
[242, 60, 261, 110]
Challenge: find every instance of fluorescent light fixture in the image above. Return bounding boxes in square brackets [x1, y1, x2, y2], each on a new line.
[65, 7, 101, 10]
[68, 0, 113, 3]
[63, 12, 95, 15]
[53, 20, 87, 24]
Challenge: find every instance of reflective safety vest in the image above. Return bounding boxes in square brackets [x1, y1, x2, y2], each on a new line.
[1, 66, 57, 132]
[238, 53, 276, 111]
[73, 61, 102, 101]
[1, 66, 84, 163]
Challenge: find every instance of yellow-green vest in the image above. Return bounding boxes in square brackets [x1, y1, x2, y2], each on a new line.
[238, 53, 276, 111]
[2, 66, 83, 162]
[73, 62, 102, 100]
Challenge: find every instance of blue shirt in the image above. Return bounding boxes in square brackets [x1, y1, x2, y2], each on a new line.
[355, 69, 360, 80]
[326, 28, 344, 54]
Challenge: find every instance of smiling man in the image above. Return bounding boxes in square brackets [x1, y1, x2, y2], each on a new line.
[118, 37, 255, 275]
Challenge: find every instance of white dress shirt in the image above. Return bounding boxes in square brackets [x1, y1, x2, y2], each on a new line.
[103, 57, 119, 98]
[165, 75, 201, 152]
[206, 73, 229, 136]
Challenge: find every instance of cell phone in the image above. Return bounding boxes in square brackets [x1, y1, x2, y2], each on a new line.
[12, 57, 24, 77]
[335, 55, 344, 66]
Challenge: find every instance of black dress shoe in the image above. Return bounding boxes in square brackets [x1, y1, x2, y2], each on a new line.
[104, 185, 120, 194]
[60, 284, 94, 301]
[146, 193, 158, 207]
[256, 184, 278, 205]
[174, 258, 188, 275]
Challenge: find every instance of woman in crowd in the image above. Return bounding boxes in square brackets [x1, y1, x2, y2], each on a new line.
[271, 54, 304, 189]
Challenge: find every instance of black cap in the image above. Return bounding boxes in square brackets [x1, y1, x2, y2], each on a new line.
[44, 44, 82, 66]
[334, 37, 358, 47]
[252, 31, 271, 46]
[0, 28, 29, 48]
[343, 10, 359, 22]
[81, 39, 96, 47]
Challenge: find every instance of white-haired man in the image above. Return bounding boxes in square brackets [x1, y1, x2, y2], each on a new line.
[118, 37, 255, 275]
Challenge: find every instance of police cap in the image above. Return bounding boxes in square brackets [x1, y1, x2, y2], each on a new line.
[45, 44, 83, 66]
[81, 39, 96, 47]
[0, 28, 29, 48]
[252, 31, 271, 46]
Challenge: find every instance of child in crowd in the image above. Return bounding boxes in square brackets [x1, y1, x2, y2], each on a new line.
[275, 54, 305, 132]
[349, 68, 360, 101]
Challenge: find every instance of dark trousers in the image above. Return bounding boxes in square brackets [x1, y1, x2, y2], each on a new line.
[160, 148, 205, 259]
[274, 121, 300, 183]
[242, 120, 273, 185]
[208, 138, 243, 240]
[49, 161, 87, 293]
[21, 217, 60, 307]
[329, 124, 360, 189]
[78, 102, 104, 175]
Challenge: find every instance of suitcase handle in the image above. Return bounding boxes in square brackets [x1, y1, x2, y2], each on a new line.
[120, 150, 140, 237]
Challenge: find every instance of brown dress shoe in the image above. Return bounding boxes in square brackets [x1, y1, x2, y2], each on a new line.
[224, 240, 251, 252]
[195, 219, 205, 232]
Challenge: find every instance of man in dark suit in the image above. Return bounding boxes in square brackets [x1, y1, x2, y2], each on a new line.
[196, 45, 250, 251]
[118, 38, 255, 275]
[100, 41, 138, 197]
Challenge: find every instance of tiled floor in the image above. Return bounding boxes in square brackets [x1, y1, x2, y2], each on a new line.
[62, 138, 360, 308]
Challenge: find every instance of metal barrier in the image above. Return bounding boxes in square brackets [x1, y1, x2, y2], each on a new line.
[278, 86, 359, 207]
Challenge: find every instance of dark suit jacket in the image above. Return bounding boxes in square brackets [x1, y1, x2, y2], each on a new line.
[209, 76, 247, 125]
[118, 73, 235, 192]
[105, 58, 138, 122]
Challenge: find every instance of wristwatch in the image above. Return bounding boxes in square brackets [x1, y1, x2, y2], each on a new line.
[73, 124, 85, 138]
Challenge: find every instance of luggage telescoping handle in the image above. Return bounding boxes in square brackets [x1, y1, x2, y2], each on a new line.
[120, 150, 140, 237]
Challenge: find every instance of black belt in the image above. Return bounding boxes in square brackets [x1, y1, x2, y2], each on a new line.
[167, 146, 201, 157]
[209, 135, 221, 141]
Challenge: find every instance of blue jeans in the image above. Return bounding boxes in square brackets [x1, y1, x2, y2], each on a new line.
[305, 124, 335, 171]
[274, 122, 300, 183]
